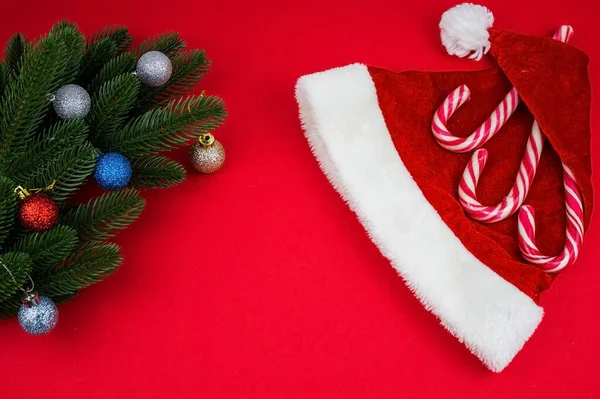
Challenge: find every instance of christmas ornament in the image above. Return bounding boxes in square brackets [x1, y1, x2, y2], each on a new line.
[52, 84, 91, 120]
[189, 133, 225, 173]
[94, 152, 132, 190]
[295, 3, 592, 372]
[18, 293, 59, 335]
[15, 185, 59, 232]
[0, 260, 57, 335]
[136, 51, 173, 87]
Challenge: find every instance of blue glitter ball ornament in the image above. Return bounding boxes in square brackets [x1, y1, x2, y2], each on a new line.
[94, 152, 132, 190]
[18, 295, 58, 335]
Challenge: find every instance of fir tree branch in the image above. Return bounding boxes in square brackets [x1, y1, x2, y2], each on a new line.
[49, 20, 75, 34]
[49, 21, 85, 85]
[99, 94, 226, 158]
[134, 32, 185, 58]
[87, 74, 140, 143]
[0, 252, 31, 302]
[0, 35, 69, 163]
[131, 155, 186, 189]
[78, 37, 117, 85]
[26, 141, 98, 204]
[38, 242, 122, 296]
[60, 189, 145, 241]
[0, 175, 17, 250]
[0, 63, 10, 101]
[88, 26, 132, 55]
[1, 119, 88, 183]
[11, 225, 78, 274]
[139, 49, 210, 109]
[87, 53, 137, 94]
[3, 33, 29, 76]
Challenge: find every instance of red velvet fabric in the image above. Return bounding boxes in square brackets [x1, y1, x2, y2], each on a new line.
[368, 29, 592, 303]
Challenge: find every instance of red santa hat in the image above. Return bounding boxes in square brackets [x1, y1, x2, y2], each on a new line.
[295, 3, 592, 372]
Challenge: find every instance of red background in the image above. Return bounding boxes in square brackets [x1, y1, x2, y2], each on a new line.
[0, 0, 599, 397]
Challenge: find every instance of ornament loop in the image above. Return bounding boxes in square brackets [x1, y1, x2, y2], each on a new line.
[13, 186, 30, 199]
[14, 180, 56, 199]
[0, 259, 35, 294]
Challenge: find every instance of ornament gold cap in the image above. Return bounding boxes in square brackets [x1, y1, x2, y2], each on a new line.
[199, 133, 215, 148]
[13, 186, 31, 200]
[14, 180, 56, 199]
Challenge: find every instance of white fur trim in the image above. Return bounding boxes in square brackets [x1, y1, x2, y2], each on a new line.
[295, 63, 543, 372]
[440, 3, 494, 61]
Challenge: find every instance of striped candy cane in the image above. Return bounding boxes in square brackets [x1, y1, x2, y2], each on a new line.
[432, 86, 519, 153]
[458, 121, 544, 222]
[432, 25, 584, 272]
[518, 164, 584, 272]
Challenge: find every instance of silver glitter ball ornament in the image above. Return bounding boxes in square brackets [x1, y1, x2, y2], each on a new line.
[53, 84, 91, 120]
[18, 294, 58, 335]
[190, 133, 225, 173]
[136, 51, 173, 87]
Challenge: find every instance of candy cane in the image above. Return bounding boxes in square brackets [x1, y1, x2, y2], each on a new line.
[432, 86, 519, 153]
[518, 164, 584, 272]
[458, 121, 544, 222]
[432, 25, 584, 272]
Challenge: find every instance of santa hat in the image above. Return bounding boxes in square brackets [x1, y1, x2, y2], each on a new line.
[295, 3, 592, 372]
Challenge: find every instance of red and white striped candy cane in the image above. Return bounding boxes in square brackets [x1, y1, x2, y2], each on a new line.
[458, 121, 544, 222]
[518, 164, 584, 272]
[432, 25, 585, 272]
[517, 26, 581, 273]
[553, 24, 574, 42]
[432, 86, 519, 153]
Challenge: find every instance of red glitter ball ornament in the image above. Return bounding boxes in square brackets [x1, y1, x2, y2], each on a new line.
[18, 192, 59, 232]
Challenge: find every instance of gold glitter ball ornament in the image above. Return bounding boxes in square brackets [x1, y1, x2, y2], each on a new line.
[190, 133, 225, 173]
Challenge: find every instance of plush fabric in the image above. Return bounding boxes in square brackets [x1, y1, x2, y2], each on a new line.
[368, 28, 592, 302]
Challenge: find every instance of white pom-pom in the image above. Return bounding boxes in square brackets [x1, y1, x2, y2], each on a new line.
[440, 3, 494, 61]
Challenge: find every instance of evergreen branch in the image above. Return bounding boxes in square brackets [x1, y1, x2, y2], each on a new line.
[0, 175, 18, 250]
[99, 94, 226, 158]
[3, 33, 29, 76]
[87, 74, 140, 143]
[139, 49, 210, 109]
[134, 32, 185, 58]
[0, 63, 10, 100]
[38, 242, 122, 296]
[78, 37, 117, 85]
[60, 189, 145, 241]
[49, 20, 75, 34]
[11, 225, 78, 273]
[131, 156, 186, 189]
[27, 141, 97, 204]
[1, 120, 88, 184]
[88, 26, 132, 55]
[0, 35, 69, 162]
[49, 21, 85, 85]
[87, 53, 137, 94]
[0, 252, 31, 302]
